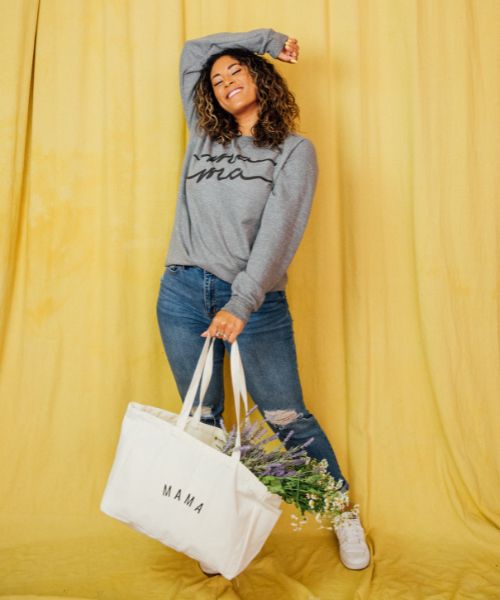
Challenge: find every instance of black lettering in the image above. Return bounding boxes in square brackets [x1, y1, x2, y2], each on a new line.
[187, 152, 276, 186]
[184, 494, 195, 508]
[187, 166, 224, 183]
[162, 484, 172, 497]
[228, 168, 244, 180]
[187, 167, 272, 185]
[194, 503, 204, 514]
[193, 152, 277, 166]
[174, 489, 182, 501]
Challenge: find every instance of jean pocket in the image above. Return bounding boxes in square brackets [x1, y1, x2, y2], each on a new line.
[166, 264, 184, 274]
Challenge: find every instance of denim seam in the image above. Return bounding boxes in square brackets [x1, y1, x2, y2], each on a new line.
[203, 273, 209, 317]
[203, 271, 217, 317]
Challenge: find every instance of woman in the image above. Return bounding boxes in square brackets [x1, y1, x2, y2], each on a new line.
[156, 28, 370, 572]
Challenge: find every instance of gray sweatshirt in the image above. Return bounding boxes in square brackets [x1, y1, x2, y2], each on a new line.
[165, 28, 319, 322]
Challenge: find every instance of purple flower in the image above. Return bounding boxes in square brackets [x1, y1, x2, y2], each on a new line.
[285, 458, 308, 466]
[301, 437, 315, 449]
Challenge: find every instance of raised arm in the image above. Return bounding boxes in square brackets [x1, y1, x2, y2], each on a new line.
[221, 138, 319, 322]
[179, 29, 289, 131]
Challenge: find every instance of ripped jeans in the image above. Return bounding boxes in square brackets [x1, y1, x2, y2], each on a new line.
[156, 265, 350, 492]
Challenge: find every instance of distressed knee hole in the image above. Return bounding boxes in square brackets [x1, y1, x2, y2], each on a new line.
[264, 409, 301, 427]
[200, 406, 214, 419]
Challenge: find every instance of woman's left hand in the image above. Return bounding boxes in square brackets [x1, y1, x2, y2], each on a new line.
[277, 36, 299, 64]
[201, 310, 247, 344]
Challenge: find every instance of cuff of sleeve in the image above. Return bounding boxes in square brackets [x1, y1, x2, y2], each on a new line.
[267, 31, 288, 59]
[221, 296, 254, 322]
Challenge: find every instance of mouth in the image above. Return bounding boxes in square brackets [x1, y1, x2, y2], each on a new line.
[227, 87, 243, 100]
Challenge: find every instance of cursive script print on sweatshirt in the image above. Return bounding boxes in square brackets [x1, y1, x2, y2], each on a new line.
[186, 152, 277, 185]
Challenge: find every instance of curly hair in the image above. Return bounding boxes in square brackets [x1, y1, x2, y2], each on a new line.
[193, 48, 300, 149]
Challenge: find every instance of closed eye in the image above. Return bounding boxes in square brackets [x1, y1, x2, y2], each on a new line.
[213, 68, 242, 87]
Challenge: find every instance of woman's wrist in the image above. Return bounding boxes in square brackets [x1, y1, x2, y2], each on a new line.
[220, 297, 252, 322]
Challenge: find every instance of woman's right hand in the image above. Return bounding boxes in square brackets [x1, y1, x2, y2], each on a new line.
[277, 36, 299, 64]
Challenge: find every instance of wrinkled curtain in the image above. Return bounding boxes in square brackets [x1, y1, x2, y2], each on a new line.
[1, 1, 498, 598]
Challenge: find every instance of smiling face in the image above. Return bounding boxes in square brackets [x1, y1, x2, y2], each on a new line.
[210, 55, 259, 118]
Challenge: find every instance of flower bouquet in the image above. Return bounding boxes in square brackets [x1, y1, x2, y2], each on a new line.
[218, 407, 360, 531]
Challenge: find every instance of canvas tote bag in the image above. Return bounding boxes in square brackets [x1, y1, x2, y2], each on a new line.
[100, 336, 282, 579]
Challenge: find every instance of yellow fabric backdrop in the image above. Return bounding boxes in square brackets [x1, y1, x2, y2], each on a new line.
[1, 0, 498, 598]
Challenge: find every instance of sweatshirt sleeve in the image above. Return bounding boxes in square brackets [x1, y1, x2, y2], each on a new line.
[180, 29, 289, 131]
[221, 138, 319, 322]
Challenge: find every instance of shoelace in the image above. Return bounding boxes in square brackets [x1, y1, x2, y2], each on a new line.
[336, 517, 365, 545]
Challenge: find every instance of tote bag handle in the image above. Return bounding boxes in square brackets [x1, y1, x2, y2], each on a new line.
[177, 336, 215, 430]
[229, 340, 249, 461]
[177, 336, 249, 426]
[177, 336, 250, 460]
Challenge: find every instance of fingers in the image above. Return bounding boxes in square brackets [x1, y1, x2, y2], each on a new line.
[213, 319, 233, 342]
[225, 325, 239, 344]
[284, 36, 299, 63]
[200, 311, 246, 343]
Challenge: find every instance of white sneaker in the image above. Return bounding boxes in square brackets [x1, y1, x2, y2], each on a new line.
[333, 513, 371, 570]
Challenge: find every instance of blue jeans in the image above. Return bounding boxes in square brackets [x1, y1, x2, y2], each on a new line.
[156, 265, 349, 492]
